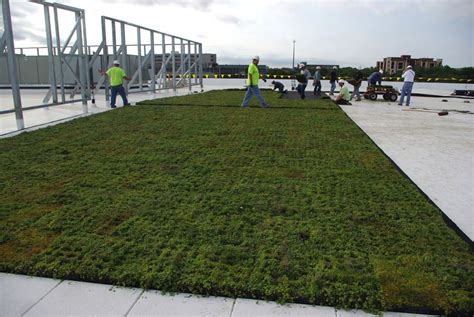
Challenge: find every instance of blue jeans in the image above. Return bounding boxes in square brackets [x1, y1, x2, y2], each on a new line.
[241, 86, 267, 107]
[399, 82, 414, 106]
[297, 83, 307, 99]
[350, 84, 361, 100]
[111, 84, 128, 107]
[313, 80, 321, 95]
[330, 82, 336, 94]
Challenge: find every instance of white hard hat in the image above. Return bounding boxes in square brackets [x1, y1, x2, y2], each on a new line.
[113, 60, 120, 65]
[407, 65, 412, 69]
[299, 63, 306, 68]
[338, 79, 345, 84]
[252, 55, 260, 61]
[379, 69, 383, 74]
[333, 66, 337, 69]
[316, 66, 321, 70]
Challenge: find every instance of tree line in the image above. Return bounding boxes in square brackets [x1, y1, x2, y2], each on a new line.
[266, 65, 474, 81]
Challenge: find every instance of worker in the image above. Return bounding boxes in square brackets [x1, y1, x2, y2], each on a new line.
[398, 65, 415, 107]
[368, 69, 383, 87]
[329, 66, 338, 95]
[297, 63, 311, 99]
[313, 66, 322, 96]
[241, 56, 268, 108]
[335, 79, 351, 105]
[100, 60, 131, 108]
[350, 69, 363, 101]
[272, 80, 287, 93]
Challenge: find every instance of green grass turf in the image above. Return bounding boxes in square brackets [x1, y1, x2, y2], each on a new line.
[0, 90, 472, 315]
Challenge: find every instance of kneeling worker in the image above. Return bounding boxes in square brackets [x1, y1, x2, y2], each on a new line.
[335, 80, 351, 105]
[271, 80, 287, 93]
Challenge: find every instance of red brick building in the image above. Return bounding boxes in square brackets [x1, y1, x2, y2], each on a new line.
[376, 55, 442, 74]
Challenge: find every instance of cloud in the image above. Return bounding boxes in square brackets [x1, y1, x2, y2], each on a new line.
[102, 0, 216, 10]
[215, 14, 241, 25]
[412, 0, 473, 19]
[307, 0, 473, 18]
[0, 0, 3, 33]
[12, 25, 46, 44]
[8, 2, 45, 45]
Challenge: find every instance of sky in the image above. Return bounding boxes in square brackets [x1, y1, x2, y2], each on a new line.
[3, 0, 474, 68]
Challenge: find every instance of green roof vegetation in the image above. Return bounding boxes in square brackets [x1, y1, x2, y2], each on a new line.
[0, 90, 472, 315]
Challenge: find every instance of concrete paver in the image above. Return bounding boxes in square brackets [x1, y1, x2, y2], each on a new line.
[0, 272, 61, 317]
[0, 273, 442, 317]
[23, 279, 142, 317]
[128, 291, 233, 317]
[336, 309, 377, 317]
[339, 97, 473, 240]
[231, 298, 336, 317]
[336, 309, 439, 317]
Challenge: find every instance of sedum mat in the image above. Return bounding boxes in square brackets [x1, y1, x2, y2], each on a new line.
[0, 90, 472, 315]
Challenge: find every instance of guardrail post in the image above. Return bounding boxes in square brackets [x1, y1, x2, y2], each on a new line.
[2, 0, 25, 130]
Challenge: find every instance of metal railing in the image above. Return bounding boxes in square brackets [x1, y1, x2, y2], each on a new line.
[30, 0, 90, 112]
[1, 0, 204, 130]
[1, 0, 25, 129]
[92, 16, 203, 101]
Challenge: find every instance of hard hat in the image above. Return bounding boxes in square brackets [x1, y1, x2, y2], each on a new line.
[316, 66, 321, 70]
[407, 65, 412, 69]
[253, 55, 260, 61]
[333, 66, 337, 69]
[338, 79, 345, 84]
[299, 63, 306, 68]
[113, 60, 120, 65]
[379, 69, 383, 74]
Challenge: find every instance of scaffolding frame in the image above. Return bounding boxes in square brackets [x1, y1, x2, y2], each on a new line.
[91, 16, 203, 102]
[1, 0, 204, 128]
[1, 0, 25, 129]
[30, 0, 90, 113]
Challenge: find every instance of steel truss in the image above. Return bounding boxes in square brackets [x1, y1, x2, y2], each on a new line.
[91, 16, 203, 102]
[1, 0, 25, 129]
[1, 0, 204, 128]
[31, 0, 90, 113]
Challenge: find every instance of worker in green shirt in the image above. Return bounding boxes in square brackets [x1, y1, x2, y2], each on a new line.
[335, 80, 351, 105]
[100, 60, 131, 108]
[241, 56, 268, 108]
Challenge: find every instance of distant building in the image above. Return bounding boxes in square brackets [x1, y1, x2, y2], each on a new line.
[377, 55, 442, 74]
[201, 53, 217, 69]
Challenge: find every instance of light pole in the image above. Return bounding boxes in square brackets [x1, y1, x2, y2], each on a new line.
[291, 40, 296, 90]
[292, 40, 295, 70]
